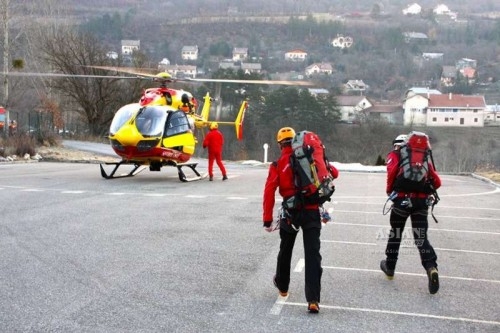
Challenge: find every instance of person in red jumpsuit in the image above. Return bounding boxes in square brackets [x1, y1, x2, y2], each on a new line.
[381, 133, 442, 294]
[203, 122, 227, 181]
[262, 127, 338, 313]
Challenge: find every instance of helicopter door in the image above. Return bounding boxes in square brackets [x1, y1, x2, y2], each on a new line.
[164, 110, 190, 137]
[163, 110, 196, 155]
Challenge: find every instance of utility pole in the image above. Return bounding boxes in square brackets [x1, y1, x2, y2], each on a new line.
[1, 0, 9, 138]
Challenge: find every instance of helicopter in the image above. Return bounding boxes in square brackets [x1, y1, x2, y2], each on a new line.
[100, 88, 247, 182]
[2, 66, 312, 182]
[90, 66, 313, 182]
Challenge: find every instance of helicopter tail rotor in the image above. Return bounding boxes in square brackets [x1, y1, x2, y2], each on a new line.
[200, 92, 212, 123]
[214, 99, 248, 140]
[235, 100, 248, 141]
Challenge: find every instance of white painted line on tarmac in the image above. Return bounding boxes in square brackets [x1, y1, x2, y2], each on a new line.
[434, 247, 500, 255]
[227, 197, 246, 200]
[106, 192, 127, 196]
[331, 222, 500, 235]
[335, 210, 500, 221]
[322, 239, 500, 255]
[143, 193, 167, 197]
[269, 295, 289, 315]
[322, 265, 500, 284]
[185, 195, 207, 198]
[61, 191, 85, 194]
[335, 200, 500, 211]
[294, 259, 305, 272]
[444, 187, 500, 197]
[284, 301, 500, 326]
[322, 240, 377, 246]
[430, 214, 500, 221]
[21, 188, 44, 192]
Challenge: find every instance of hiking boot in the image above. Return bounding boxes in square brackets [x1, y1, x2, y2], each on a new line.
[308, 302, 320, 313]
[209, 176, 213, 181]
[427, 267, 439, 294]
[222, 175, 228, 180]
[273, 275, 288, 297]
[380, 260, 395, 280]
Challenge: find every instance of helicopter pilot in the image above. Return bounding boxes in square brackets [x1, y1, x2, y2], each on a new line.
[137, 116, 153, 134]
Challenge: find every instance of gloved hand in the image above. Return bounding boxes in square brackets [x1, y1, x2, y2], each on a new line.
[263, 221, 273, 233]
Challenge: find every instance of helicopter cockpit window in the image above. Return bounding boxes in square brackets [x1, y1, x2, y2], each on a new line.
[135, 106, 167, 137]
[109, 103, 141, 135]
[165, 111, 190, 137]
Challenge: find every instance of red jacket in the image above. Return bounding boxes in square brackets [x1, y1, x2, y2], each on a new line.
[262, 146, 339, 222]
[386, 149, 441, 196]
[203, 129, 224, 154]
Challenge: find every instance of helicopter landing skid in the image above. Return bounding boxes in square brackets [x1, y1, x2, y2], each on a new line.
[100, 161, 146, 179]
[176, 163, 205, 182]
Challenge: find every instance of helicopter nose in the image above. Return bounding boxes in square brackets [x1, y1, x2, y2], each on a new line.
[114, 124, 140, 146]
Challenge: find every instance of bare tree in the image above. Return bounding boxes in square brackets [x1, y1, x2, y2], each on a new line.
[30, 26, 142, 135]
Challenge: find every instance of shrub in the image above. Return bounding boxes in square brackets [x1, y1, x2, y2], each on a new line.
[2, 134, 37, 157]
[375, 154, 385, 165]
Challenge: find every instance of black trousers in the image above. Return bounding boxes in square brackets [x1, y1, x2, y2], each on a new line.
[385, 197, 438, 271]
[275, 209, 322, 302]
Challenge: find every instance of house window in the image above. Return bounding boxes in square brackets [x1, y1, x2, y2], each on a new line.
[460, 118, 464, 125]
[473, 110, 477, 113]
[444, 117, 449, 122]
[474, 118, 478, 122]
[432, 117, 437, 122]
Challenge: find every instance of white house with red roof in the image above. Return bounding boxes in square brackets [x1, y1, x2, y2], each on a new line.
[284, 49, 308, 62]
[403, 89, 486, 126]
[426, 93, 486, 127]
[305, 62, 333, 76]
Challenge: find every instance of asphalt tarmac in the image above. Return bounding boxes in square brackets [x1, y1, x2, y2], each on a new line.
[0, 157, 499, 332]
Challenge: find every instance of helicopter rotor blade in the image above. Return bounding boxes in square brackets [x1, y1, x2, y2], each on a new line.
[0, 72, 138, 79]
[87, 66, 313, 86]
[185, 78, 313, 86]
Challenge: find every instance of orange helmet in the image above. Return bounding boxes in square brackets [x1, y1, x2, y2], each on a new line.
[276, 127, 295, 143]
[210, 122, 218, 130]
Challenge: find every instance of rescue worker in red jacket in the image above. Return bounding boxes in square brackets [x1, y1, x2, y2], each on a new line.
[381, 134, 442, 294]
[203, 122, 227, 181]
[262, 127, 338, 313]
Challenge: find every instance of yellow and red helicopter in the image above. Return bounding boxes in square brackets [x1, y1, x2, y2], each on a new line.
[91, 66, 312, 182]
[3, 67, 312, 181]
[101, 76, 248, 182]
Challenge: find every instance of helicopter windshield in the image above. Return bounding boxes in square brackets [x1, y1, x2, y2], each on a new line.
[135, 106, 168, 137]
[109, 103, 141, 135]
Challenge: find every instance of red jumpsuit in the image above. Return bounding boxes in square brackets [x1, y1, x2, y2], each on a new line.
[203, 128, 227, 178]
